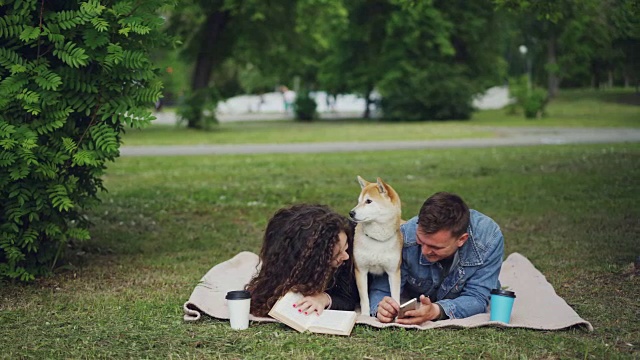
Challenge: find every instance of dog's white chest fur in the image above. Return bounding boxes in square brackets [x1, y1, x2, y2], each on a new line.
[353, 225, 402, 275]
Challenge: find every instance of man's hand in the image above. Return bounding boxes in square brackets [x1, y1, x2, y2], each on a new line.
[396, 295, 442, 325]
[376, 296, 400, 323]
[295, 293, 331, 316]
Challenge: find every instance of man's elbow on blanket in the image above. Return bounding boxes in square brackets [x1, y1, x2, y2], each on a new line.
[438, 294, 489, 319]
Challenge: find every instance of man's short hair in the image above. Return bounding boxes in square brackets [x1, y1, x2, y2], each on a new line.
[418, 192, 470, 238]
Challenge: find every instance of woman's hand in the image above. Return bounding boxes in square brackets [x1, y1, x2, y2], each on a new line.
[294, 293, 331, 316]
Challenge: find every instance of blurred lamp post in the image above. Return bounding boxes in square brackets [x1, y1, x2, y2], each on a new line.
[519, 45, 531, 93]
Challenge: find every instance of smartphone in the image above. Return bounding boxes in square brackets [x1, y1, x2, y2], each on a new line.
[397, 298, 419, 318]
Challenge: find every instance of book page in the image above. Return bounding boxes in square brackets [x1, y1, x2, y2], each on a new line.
[268, 292, 314, 332]
[308, 310, 357, 336]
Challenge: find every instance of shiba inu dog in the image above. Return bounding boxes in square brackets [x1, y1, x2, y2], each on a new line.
[349, 176, 403, 316]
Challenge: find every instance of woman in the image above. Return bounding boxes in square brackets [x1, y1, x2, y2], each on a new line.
[246, 204, 359, 317]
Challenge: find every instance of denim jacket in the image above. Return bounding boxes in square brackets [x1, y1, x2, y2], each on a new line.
[368, 209, 504, 319]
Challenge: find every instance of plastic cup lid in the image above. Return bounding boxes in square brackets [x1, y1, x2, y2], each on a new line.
[490, 289, 516, 298]
[226, 290, 251, 300]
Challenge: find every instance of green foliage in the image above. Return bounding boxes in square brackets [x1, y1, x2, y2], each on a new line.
[509, 75, 548, 119]
[176, 87, 220, 130]
[318, 0, 391, 104]
[166, 0, 348, 128]
[377, 0, 506, 121]
[0, 0, 171, 281]
[521, 88, 548, 118]
[293, 91, 317, 121]
[496, 0, 640, 92]
[493, 0, 568, 23]
[380, 64, 477, 121]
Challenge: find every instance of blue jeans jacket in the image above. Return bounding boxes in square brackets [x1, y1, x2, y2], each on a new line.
[368, 209, 504, 319]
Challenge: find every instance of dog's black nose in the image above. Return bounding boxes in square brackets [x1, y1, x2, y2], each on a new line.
[349, 210, 356, 219]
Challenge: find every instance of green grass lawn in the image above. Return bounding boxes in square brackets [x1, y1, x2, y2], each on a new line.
[1, 143, 639, 359]
[122, 120, 499, 146]
[473, 88, 640, 127]
[121, 88, 639, 146]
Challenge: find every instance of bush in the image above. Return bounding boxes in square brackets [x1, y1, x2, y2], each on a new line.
[379, 66, 476, 121]
[509, 75, 548, 119]
[521, 88, 548, 119]
[0, 0, 169, 281]
[294, 92, 317, 121]
[176, 87, 220, 130]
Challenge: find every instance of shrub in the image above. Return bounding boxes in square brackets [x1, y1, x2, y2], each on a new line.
[509, 75, 548, 119]
[176, 87, 220, 130]
[521, 88, 548, 119]
[294, 91, 317, 121]
[0, 0, 170, 281]
[379, 66, 476, 121]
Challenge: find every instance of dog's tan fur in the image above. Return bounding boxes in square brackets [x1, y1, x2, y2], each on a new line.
[350, 176, 403, 316]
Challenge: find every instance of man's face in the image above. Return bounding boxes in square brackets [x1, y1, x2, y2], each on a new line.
[416, 226, 468, 262]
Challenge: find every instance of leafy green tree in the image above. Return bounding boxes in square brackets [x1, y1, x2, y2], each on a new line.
[601, 0, 639, 89]
[167, 0, 347, 127]
[0, 0, 170, 281]
[377, 0, 506, 120]
[166, 0, 233, 128]
[495, 0, 639, 95]
[318, 0, 393, 118]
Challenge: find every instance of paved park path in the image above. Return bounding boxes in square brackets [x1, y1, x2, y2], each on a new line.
[120, 126, 640, 157]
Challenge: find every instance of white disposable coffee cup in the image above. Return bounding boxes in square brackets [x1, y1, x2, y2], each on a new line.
[226, 290, 251, 330]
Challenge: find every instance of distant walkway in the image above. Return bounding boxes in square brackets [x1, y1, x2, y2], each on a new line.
[120, 127, 640, 157]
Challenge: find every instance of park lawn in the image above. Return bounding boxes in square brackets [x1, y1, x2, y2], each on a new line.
[121, 120, 499, 146]
[472, 88, 640, 127]
[121, 88, 639, 146]
[1, 143, 639, 359]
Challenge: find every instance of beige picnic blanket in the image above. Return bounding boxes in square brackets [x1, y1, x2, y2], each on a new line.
[183, 252, 593, 331]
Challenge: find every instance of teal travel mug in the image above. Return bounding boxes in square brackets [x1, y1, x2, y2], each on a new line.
[490, 289, 516, 323]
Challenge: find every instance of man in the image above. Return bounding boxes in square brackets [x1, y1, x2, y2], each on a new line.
[369, 192, 504, 324]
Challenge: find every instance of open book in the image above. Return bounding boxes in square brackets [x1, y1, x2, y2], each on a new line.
[268, 291, 357, 336]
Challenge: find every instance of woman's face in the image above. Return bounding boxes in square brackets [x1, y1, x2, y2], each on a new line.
[330, 231, 349, 268]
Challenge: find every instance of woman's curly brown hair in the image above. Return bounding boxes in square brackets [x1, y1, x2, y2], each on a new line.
[245, 203, 353, 317]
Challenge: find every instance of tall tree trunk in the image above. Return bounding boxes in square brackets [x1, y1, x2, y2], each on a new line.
[547, 36, 560, 98]
[187, 11, 230, 128]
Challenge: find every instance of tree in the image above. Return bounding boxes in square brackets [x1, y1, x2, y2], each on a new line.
[0, 0, 170, 281]
[602, 0, 640, 90]
[318, 0, 393, 118]
[376, 0, 505, 120]
[495, 0, 640, 95]
[167, 0, 348, 128]
[165, 0, 234, 128]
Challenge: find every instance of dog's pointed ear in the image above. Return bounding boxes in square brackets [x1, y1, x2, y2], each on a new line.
[357, 175, 369, 189]
[376, 177, 388, 195]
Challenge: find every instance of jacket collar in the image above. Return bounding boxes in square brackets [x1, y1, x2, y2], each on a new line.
[458, 224, 483, 266]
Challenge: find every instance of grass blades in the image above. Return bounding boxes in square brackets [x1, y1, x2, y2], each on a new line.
[1, 143, 638, 359]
